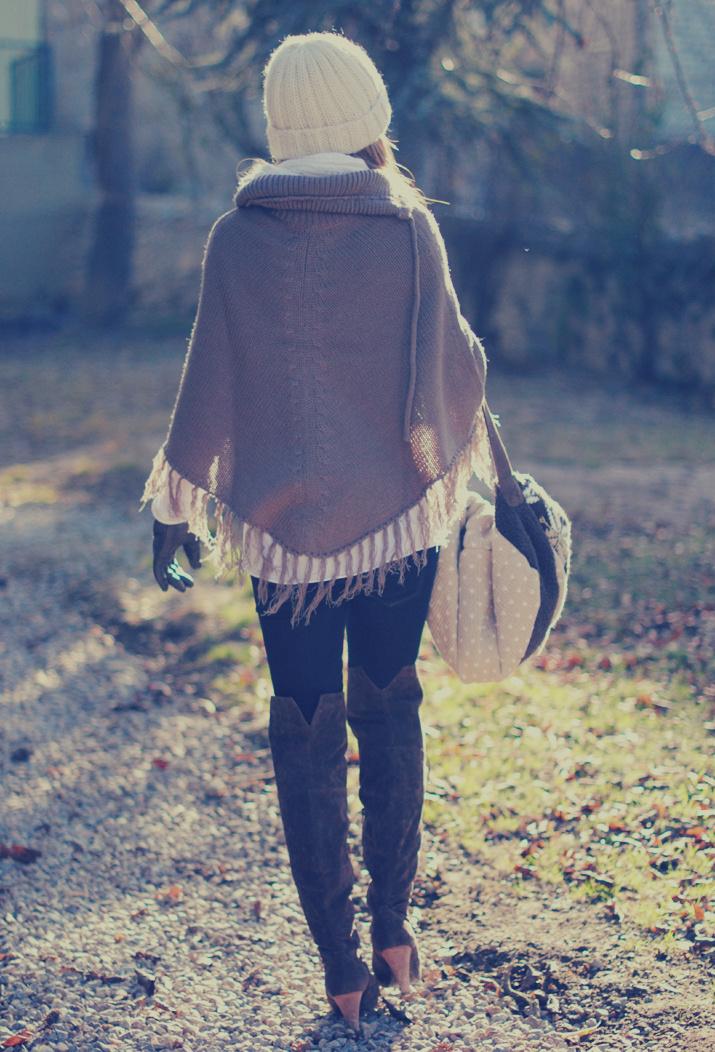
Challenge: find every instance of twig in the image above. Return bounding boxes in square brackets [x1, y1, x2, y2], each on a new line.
[379, 994, 412, 1024]
[546, 0, 568, 99]
[116, 0, 188, 67]
[651, 0, 715, 153]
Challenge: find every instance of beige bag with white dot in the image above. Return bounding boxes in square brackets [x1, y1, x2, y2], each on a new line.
[427, 405, 571, 683]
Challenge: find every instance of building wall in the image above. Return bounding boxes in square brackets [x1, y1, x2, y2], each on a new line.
[0, 0, 40, 39]
[0, 133, 92, 318]
[0, 0, 92, 319]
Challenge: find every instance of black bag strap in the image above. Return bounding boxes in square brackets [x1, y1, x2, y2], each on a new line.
[482, 402, 525, 508]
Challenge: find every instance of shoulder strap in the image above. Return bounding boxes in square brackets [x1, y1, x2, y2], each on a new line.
[482, 402, 525, 507]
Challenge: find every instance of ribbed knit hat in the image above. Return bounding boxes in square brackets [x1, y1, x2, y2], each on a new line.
[262, 32, 392, 161]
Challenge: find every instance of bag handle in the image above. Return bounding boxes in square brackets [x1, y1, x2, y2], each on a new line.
[482, 402, 525, 507]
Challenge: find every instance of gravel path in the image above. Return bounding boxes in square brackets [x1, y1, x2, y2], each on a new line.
[2, 336, 713, 1051]
[1, 494, 592, 1052]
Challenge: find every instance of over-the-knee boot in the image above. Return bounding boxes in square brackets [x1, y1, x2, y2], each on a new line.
[346, 664, 425, 993]
[268, 690, 379, 1031]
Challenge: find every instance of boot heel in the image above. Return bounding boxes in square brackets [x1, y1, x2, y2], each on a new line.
[327, 989, 364, 1033]
[374, 945, 414, 994]
[327, 975, 378, 1033]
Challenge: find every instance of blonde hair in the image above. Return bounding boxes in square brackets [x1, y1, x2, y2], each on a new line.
[350, 135, 437, 211]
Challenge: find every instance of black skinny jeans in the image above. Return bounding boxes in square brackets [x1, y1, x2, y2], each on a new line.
[250, 547, 440, 723]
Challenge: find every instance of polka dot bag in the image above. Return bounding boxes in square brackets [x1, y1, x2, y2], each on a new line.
[427, 405, 571, 683]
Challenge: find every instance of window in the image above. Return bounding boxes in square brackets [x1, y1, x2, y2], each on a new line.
[0, 0, 52, 133]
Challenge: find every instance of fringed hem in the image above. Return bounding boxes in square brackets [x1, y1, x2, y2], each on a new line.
[140, 409, 496, 628]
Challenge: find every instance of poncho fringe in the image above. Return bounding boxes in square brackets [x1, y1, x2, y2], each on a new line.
[141, 407, 495, 627]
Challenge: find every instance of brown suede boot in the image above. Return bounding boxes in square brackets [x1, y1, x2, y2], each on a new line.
[268, 691, 379, 1032]
[346, 664, 425, 993]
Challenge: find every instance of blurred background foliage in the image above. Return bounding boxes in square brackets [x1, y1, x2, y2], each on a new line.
[1, 0, 714, 398]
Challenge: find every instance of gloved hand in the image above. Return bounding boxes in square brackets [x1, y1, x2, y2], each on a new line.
[152, 519, 202, 592]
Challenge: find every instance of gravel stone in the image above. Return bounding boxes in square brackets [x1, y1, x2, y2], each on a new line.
[0, 436, 625, 1052]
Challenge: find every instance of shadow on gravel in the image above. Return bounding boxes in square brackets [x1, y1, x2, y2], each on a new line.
[65, 578, 205, 658]
[63, 462, 150, 515]
[450, 942, 616, 1033]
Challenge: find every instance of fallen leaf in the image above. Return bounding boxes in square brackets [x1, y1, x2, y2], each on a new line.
[0, 843, 41, 864]
[421, 967, 442, 985]
[514, 863, 537, 879]
[2, 1030, 33, 1048]
[156, 884, 183, 904]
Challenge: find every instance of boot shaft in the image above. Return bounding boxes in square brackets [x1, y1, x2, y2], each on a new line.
[346, 664, 426, 952]
[268, 691, 358, 966]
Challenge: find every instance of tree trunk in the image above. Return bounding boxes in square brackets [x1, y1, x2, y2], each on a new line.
[631, 0, 659, 382]
[85, 0, 136, 325]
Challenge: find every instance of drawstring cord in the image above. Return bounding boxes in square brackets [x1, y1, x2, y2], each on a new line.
[402, 211, 421, 443]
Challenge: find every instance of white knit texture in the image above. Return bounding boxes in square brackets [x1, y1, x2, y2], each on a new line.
[262, 32, 392, 161]
[152, 475, 443, 584]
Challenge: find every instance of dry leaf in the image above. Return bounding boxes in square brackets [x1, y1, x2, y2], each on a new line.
[0, 843, 41, 864]
[2, 1029, 33, 1048]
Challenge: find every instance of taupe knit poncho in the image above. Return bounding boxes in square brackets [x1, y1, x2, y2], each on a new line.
[141, 166, 494, 624]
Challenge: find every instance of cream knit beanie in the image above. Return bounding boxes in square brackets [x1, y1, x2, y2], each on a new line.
[262, 32, 392, 161]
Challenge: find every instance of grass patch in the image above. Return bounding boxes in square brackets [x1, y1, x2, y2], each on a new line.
[420, 501, 715, 959]
[562, 522, 714, 691]
[0, 463, 61, 505]
[488, 369, 715, 467]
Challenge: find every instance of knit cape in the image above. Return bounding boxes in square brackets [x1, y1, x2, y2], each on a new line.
[141, 166, 495, 624]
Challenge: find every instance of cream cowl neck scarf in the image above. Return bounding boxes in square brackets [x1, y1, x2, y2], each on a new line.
[141, 163, 494, 625]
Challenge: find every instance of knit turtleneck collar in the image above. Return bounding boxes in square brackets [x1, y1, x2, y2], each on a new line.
[233, 166, 413, 217]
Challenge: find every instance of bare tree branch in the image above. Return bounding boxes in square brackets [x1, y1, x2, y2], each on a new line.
[545, 0, 567, 98]
[582, 0, 624, 140]
[651, 0, 715, 154]
[103, 0, 715, 164]
[116, 0, 188, 67]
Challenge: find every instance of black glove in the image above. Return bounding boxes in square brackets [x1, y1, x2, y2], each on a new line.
[152, 519, 202, 593]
